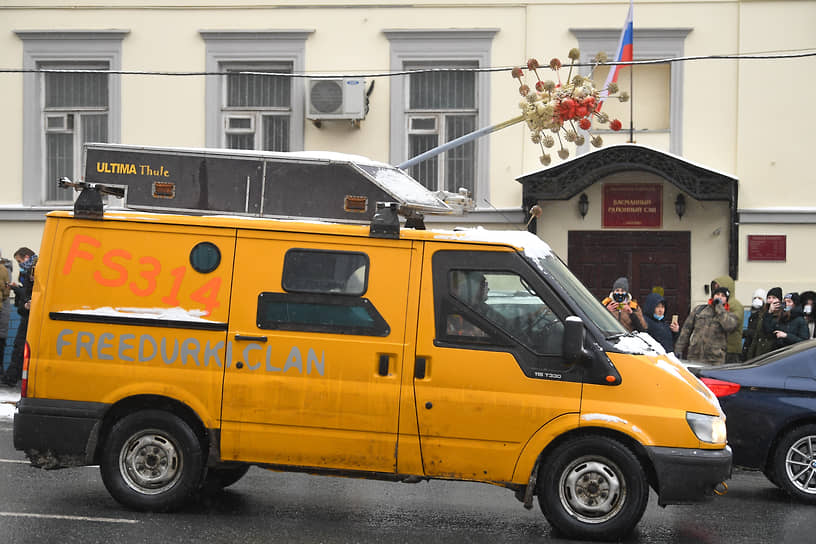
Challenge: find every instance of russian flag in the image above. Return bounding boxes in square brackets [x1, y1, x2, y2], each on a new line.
[600, 0, 633, 101]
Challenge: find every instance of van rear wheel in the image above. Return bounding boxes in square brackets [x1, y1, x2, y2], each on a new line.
[537, 436, 649, 541]
[100, 410, 204, 511]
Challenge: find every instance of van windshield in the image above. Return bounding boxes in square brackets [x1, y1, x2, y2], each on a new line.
[526, 251, 627, 337]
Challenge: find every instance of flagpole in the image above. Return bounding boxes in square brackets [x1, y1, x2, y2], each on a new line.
[628, 64, 634, 143]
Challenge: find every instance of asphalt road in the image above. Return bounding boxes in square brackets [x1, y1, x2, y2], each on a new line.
[1, 415, 814, 543]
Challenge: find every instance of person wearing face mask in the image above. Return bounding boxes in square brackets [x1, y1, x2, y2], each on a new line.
[1, 247, 37, 387]
[800, 290, 816, 338]
[601, 277, 647, 332]
[761, 290, 808, 351]
[642, 292, 679, 352]
[741, 288, 766, 361]
[711, 276, 744, 364]
[674, 286, 740, 365]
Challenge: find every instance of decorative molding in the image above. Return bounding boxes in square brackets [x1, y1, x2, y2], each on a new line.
[16, 29, 127, 206]
[384, 28, 498, 205]
[200, 29, 314, 151]
[739, 209, 816, 224]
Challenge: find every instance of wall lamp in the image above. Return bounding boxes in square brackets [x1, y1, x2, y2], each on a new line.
[578, 193, 589, 219]
[675, 193, 686, 220]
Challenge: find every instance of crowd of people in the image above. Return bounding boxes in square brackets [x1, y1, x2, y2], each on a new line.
[0, 247, 36, 388]
[601, 275, 816, 366]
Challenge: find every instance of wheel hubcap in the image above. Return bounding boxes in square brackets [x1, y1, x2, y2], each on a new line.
[786, 435, 816, 495]
[559, 457, 626, 524]
[119, 430, 182, 495]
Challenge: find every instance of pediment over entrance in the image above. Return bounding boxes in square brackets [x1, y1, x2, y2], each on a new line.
[516, 144, 737, 202]
[516, 143, 740, 279]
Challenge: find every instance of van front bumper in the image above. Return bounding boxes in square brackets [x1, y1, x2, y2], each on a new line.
[13, 397, 108, 468]
[646, 445, 732, 505]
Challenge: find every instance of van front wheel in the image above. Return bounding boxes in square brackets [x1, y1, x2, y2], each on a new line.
[100, 410, 204, 511]
[537, 436, 648, 541]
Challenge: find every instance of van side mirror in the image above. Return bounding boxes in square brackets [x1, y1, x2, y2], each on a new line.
[563, 316, 591, 364]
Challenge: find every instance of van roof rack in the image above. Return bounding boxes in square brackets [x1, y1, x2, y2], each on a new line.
[58, 177, 126, 220]
[81, 143, 454, 230]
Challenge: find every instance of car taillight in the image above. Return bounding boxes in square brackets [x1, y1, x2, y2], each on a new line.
[21, 341, 30, 398]
[700, 377, 740, 397]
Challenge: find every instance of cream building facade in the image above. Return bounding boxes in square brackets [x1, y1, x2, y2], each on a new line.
[1, 0, 814, 319]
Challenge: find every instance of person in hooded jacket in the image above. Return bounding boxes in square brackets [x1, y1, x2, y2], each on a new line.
[642, 292, 679, 352]
[800, 290, 816, 339]
[711, 275, 744, 363]
[674, 286, 740, 365]
[742, 288, 766, 361]
[601, 276, 647, 332]
[1, 247, 37, 387]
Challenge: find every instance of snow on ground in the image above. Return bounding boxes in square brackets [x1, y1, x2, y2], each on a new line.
[0, 387, 19, 420]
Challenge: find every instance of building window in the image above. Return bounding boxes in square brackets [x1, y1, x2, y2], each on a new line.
[17, 30, 126, 206]
[43, 63, 110, 201]
[222, 63, 292, 152]
[405, 61, 478, 193]
[201, 30, 313, 152]
[384, 29, 497, 205]
[571, 28, 691, 154]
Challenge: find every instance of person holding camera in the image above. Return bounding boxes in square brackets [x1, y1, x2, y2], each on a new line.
[761, 290, 809, 349]
[601, 277, 647, 332]
[674, 286, 740, 365]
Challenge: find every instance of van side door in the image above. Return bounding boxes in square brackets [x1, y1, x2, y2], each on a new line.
[220, 230, 413, 473]
[413, 246, 582, 482]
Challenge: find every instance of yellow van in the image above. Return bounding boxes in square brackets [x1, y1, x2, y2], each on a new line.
[14, 151, 730, 542]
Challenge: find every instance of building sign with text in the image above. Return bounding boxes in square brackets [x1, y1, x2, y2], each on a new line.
[747, 235, 786, 261]
[603, 183, 662, 228]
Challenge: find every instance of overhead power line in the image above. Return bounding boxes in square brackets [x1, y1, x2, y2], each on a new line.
[0, 50, 814, 78]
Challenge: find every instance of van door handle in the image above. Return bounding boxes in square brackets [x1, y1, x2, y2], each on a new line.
[378, 354, 389, 376]
[414, 357, 426, 379]
[235, 334, 268, 342]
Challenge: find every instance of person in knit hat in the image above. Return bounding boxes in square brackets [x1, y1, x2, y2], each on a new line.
[601, 276, 647, 332]
[675, 286, 739, 365]
[764, 291, 809, 348]
[746, 287, 783, 359]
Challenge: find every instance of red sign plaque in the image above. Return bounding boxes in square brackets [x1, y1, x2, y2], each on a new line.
[747, 235, 786, 261]
[602, 184, 662, 228]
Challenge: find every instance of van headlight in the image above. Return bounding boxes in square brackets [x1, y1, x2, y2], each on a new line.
[686, 412, 727, 444]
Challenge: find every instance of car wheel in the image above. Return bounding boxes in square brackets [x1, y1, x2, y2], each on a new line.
[772, 424, 816, 503]
[100, 410, 204, 511]
[200, 464, 251, 494]
[537, 435, 649, 541]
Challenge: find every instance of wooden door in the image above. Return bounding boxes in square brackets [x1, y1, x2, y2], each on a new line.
[567, 231, 691, 324]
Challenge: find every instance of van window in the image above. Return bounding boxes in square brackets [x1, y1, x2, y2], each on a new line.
[282, 249, 368, 296]
[257, 292, 390, 337]
[445, 269, 564, 355]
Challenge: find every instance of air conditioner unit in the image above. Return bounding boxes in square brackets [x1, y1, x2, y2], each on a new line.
[307, 78, 367, 120]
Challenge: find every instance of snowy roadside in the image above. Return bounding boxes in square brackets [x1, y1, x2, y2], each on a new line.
[0, 387, 20, 420]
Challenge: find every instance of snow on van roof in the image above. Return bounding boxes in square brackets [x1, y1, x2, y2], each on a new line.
[430, 227, 554, 260]
[60, 306, 219, 323]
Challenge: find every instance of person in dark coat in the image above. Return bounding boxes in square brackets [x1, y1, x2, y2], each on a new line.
[762, 290, 809, 350]
[799, 290, 816, 339]
[742, 288, 766, 360]
[2, 247, 36, 387]
[643, 292, 679, 352]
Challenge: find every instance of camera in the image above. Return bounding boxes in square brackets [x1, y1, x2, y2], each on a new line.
[612, 292, 627, 303]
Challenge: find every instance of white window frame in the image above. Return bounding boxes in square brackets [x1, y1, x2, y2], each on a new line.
[200, 30, 313, 152]
[384, 29, 497, 206]
[17, 30, 126, 206]
[570, 28, 692, 154]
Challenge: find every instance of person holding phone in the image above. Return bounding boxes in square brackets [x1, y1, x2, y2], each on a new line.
[762, 290, 809, 349]
[601, 276, 647, 332]
[642, 292, 680, 352]
[674, 287, 740, 365]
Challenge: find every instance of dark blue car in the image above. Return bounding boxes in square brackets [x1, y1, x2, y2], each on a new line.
[692, 339, 816, 503]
